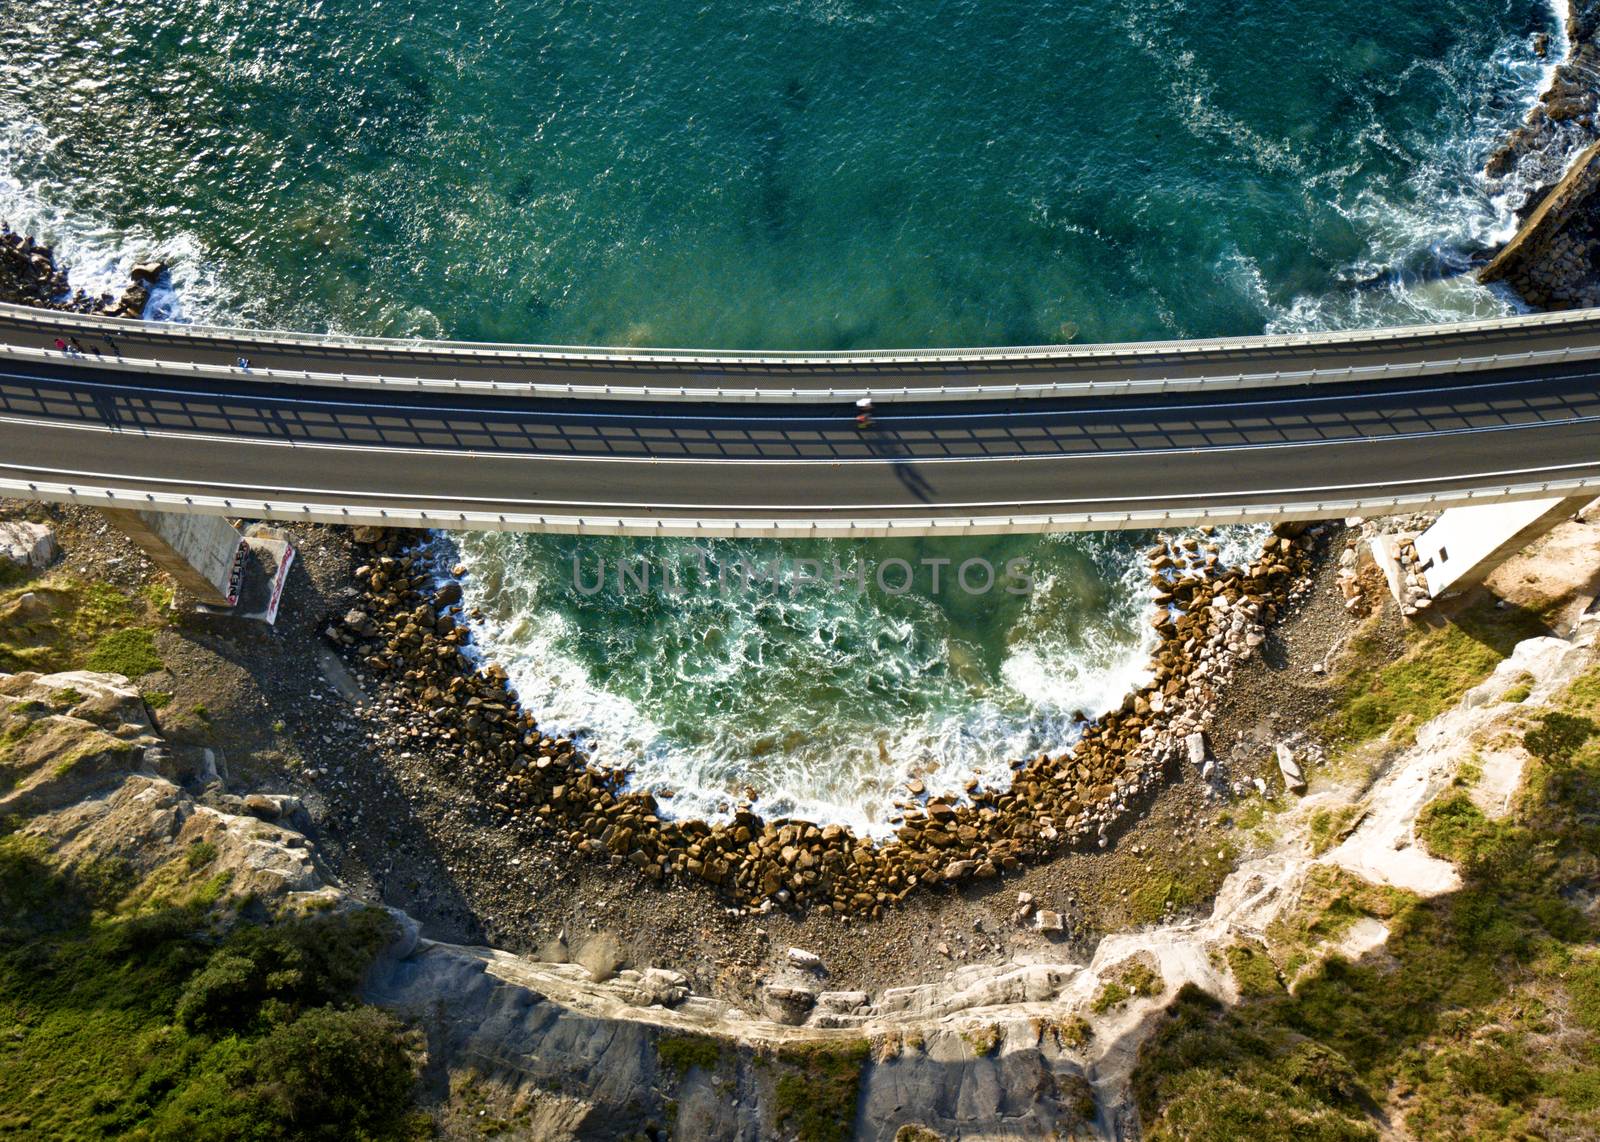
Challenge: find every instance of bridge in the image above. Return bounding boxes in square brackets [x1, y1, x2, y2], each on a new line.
[2, 302, 1600, 538]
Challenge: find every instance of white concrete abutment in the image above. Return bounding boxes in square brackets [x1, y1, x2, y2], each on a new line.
[101, 509, 245, 607]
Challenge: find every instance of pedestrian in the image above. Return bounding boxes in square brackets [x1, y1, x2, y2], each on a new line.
[53, 337, 67, 353]
[855, 396, 875, 430]
[67, 337, 85, 356]
[236, 356, 251, 370]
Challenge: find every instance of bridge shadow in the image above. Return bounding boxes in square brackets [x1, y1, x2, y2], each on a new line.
[7, 361, 1600, 469]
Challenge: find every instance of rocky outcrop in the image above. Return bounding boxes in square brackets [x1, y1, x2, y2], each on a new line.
[1479, 139, 1600, 309]
[1480, 4, 1600, 308]
[321, 524, 1324, 920]
[1487, 3, 1600, 183]
[0, 222, 163, 318]
[0, 520, 56, 572]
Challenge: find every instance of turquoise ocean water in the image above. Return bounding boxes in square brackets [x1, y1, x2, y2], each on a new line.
[0, 0, 1567, 826]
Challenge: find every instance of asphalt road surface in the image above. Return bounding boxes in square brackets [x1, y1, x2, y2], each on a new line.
[3, 347, 1599, 532]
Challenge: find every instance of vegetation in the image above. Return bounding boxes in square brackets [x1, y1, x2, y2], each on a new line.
[1128, 837, 1240, 924]
[87, 627, 164, 678]
[0, 836, 426, 1139]
[1322, 600, 1546, 754]
[0, 575, 168, 676]
[771, 1040, 870, 1142]
[961, 1024, 1002, 1056]
[1133, 670, 1600, 1139]
[657, 1033, 724, 1077]
[1092, 958, 1164, 1014]
[1307, 805, 1361, 856]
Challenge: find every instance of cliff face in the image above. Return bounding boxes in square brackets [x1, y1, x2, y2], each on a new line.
[1479, 3, 1600, 309]
[9, 581, 1598, 1141]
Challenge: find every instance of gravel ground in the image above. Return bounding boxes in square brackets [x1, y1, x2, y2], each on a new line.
[2, 502, 1374, 1004]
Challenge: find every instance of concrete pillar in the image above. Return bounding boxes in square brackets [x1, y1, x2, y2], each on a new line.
[101, 509, 244, 606]
[1414, 495, 1593, 598]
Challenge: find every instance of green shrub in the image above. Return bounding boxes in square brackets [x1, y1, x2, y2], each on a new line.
[773, 1040, 870, 1142]
[657, 1034, 723, 1077]
[148, 1006, 419, 1140]
[1524, 712, 1597, 766]
[87, 628, 163, 678]
[185, 841, 218, 871]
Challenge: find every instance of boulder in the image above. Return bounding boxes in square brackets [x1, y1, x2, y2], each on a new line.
[761, 982, 818, 1025]
[1184, 731, 1208, 766]
[0, 521, 57, 571]
[786, 947, 824, 971]
[626, 967, 689, 1008]
[1033, 909, 1065, 933]
[1275, 743, 1306, 793]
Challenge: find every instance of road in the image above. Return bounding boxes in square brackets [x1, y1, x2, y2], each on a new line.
[2, 337, 1599, 535]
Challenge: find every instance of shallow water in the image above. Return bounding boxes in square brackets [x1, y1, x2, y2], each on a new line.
[0, 0, 1565, 824]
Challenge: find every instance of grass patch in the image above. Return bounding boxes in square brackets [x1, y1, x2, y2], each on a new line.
[1092, 958, 1164, 1014]
[1128, 838, 1240, 925]
[142, 691, 173, 711]
[86, 628, 163, 678]
[1036, 1014, 1092, 1050]
[772, 1040, 870, 1142]
[657, 1033, 723, 1077]
[1226, 941, 1284, 999]
[961, 1024, 1002, 1056]
[0, 576, 168, 676]
[185, 841, 219, 871]
[1322, 600, 1546, 755]
[1307, 805, 1361, 857]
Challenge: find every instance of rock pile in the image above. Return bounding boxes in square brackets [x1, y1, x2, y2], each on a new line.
[0, 222, 164, 318]
[1389, 533, 1434, 616]
[325, 523, 1324, 916]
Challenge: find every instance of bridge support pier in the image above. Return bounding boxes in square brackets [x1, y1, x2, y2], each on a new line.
[1372, 496, 1593, 613]
[101, 509, 244, 607]
[1415, 496, 1594, 599]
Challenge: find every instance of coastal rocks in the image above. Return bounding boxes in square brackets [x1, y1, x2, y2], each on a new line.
[325, 521, 1325, 919]
[1480, 5, 1600, 310]
[0, 520, 57, 571]
[1480, 139, 1600, 310]
[0, 223, 162, 318]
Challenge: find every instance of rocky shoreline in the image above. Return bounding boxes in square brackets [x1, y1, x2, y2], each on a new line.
[321, 524, 1326, 928]
[0, 220, 163, 318]
[1479, 1, 1600, 308]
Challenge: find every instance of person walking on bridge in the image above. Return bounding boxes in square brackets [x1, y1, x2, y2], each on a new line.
[855, 396, 876, 430]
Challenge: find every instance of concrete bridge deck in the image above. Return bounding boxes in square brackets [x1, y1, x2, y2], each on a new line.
[2, 303, 1600, 536]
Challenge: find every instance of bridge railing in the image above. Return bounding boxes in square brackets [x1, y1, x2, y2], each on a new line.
[6, 334, 1600, 403]
[6, 299, 1600, 371]
[4, 463, 1598, 537]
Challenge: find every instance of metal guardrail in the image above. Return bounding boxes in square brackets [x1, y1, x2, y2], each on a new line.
[5, 299, 1600, 369]
[5, 463, 1599, 537]
[8, 337, 1600, 404]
